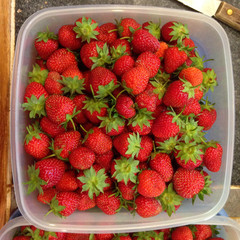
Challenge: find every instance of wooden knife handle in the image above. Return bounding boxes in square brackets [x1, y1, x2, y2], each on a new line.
[215, 1, 240, 31]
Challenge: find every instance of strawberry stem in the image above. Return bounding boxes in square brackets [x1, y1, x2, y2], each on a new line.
[80, 124, 88, 133]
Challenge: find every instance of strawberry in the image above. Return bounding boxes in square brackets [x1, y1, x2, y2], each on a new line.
[113, 55, 135, 77]
[155, 41, 168, 58]
[95, 150, 114, 172]
[62, 64, 83, 79]
[84, 127, 112, 155]
[118, 181, 136, 200]
[49, 191, 81, 217]
[35, 58, 47, 69]
[115, 94, 136, 119]
[58, 24, 82, 50]
[97, 22, 118, 45]
[40, 116, 65, 138]
[172, 168, 205, 199]
[152, 111, 180, 139]
[135, 135, 153, 162]
[89, 66, 118, 96]
[131, 29, 160, 54]
[22, 82, 49, 118]
[137, 170, 166, 198]
[116, 18, 141, 37]
[77, 190, 96, 211]
[164, 47, 187, 73]
[24, 122, 50, 159]
[203, 142, 223, 172]
[142, 20, 161, 39]
[46, 48, 77, 74]
[193, 225, 212, 240]
[96, 190, 121, 215]
[37, 188, 58, 204]
[72, 94, 88, 124]
[135, 195, 162, 218]
[135, 51, 161, 78]
[25, 158, 65, 194]
[55, 170, 78, 192]
[28, 63, 49, 85]
[13, 237, 31, 240]
[161, 21, 189, 44]
[95, 234, 114, 240]
[45, 95, 76, 125]
[122, 66, 149, 95]
[65, 233, 93, 240]
[110, 38, 132, 56]
[171, 226, 193, 240]
[44, 71, 64, 95]
[73, 16, 100, 43]
[179, 67, 203, 87]
[48, 232, 67, 240]
[34, 28, 58, 60]
[82, 70, 92, 93]
[53, 130, 81, 159]
[149, 152, 173, 182]
[80, 41, 110, 69]
[69, 146, 95, 170]
[174, 98, 201, 116]
[207, 238, 224, 240]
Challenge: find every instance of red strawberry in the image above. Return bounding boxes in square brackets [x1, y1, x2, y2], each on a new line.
[65, 233, 92, 240]
[84, 127, 112, 155]
[40, 116, 65, 138]
[26, 158, 65, 194]
[115, 94, 136, 119]
[135, 51, 161, 78]
[56, 170, 78, 192]
[203, 143, 223, 172]
[62, 64, 83, 79]
[50, 191, 81, 217]
[135, 135, 153, 162]
[13, 237, 31, 240]
[58, 24, 82, 50]
[135, 195, 162, 218]
[117, 18, 141, 37]
[121, 66, 149, 95]
[208, 238, 224, 240]
[45, 95, 75, 125]
[152, 111, 180, 139]
[72, 94, 88, 124]
[110, 38, 132, 56]
[53, 130, 81, 159]
[73, 16, 100, 43]
[179, 67, 203, 86]
[137, 170, 166, 197]
[44, 71, 64, 95]
[174, 98, 201, 116]
[118, 181, 136, 200]
[24, 122, 50, 159]
[35, 58, 47, 69]
[89, 66, 118, 96]
[48, 232, 67, 240]
[82, 70, 92, 93]
[97, 22, 118, 45]
[172, 168, 205, 198]
[142, 20, 161, 39]
[96, 190, 121, 215]
[149, 152, 173, 182]
[34, 29, 58, 60]
[77, 190, 96, 211]
[113, 55, 135, 77]
[193, 225, 212, 240]
[46, 48, 77, 74]
[37, 188, 58, 204]
[164, 47, 187, 73]
[95, 150, 114, 172]
[69, 146, 95, 170]
[155, 41, 168, 58]
[171, 226, 193, 240]
[95, 234, 114, 240]
[22, 82, 49, 118]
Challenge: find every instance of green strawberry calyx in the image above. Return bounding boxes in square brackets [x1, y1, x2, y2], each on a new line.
[22, 94, 46, 119]
[110, 44, 128, 61]
[24, 122, 42, 145]
[28, 63, 49, 85]
[125, 132, 142, 158]
[156, 136, 178, 154]
[36, 27, 58, 42]
[82, 96, 108, 114]
[157, 183, 184, 217]
[58, 76, 85, 97]
[60, 107, 80, 131]
[95, 80, 120, 100]
[78, 166, 109, 199]
[200, 97, 215, 111]
[190, 50, 214, 71]
[112, 157, 140, 185]
[150, 79, 168, 100]
[90, 43, 112, 70]
[179, 78, 196, 99]
[22, 226, 45, 240]
[133, 230, 164, 240]
[23, 165, 47, 195]
[144, 20, 161, 40]
[46, 195, 66, 218]
[202, 68, 217, 93]
[73, 16, 99, 43]
[169, 22, 189, 45]
[128, 108, 154, 131]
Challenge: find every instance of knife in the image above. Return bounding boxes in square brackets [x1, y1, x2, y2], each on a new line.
[177, 0, 240, 31]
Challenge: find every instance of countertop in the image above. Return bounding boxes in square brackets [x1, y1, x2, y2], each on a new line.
[15, 0, 240, 185]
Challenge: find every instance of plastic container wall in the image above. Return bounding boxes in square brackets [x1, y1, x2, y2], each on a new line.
[11, 5, 235, 232]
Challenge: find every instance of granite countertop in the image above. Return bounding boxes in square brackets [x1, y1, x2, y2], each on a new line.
[15, 0, 240, 185]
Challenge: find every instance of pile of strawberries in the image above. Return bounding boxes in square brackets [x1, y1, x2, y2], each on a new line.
[22, 16, 222, 219]
[13, 224, 223, 240]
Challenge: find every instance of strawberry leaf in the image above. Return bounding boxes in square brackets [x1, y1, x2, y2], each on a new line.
[125, 132, 142, 158]
[95, 80, 119, 99]
[36, 27, 58, 42]
[82, 97, 108, 114]
[156, 136, 178, 154]
[110, 44, 127, 61]
[170, 22, 189, 44]
[144, 20, 161, 39]
[24, 122, 42, 145]
[28, 63, 48, 85]
[47, 195, 66, 218]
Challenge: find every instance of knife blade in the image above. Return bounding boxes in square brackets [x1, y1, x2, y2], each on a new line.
[177, 0, 240, 31]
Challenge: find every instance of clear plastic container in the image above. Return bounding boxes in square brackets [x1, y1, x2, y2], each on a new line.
[10, 5, 235, 233]
[1, 216, 240, 239]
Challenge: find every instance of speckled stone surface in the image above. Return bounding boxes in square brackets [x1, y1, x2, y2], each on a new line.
[15, 0, 240, 184]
